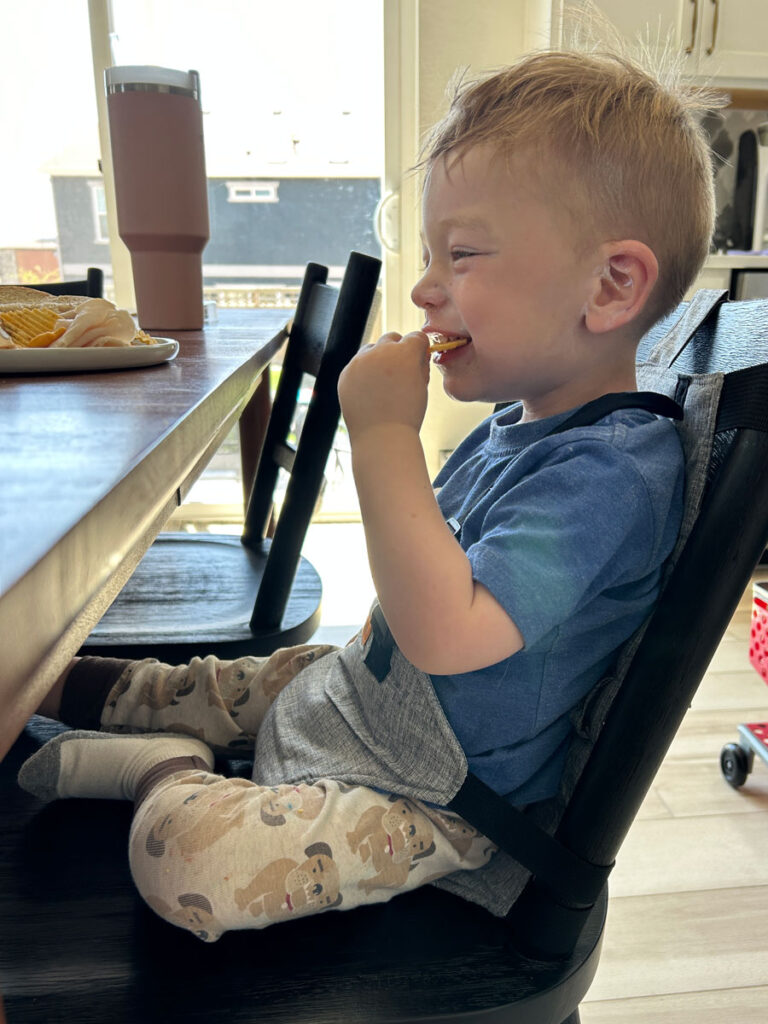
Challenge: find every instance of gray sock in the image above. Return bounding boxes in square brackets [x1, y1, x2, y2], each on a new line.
[18, 729, 215, 802]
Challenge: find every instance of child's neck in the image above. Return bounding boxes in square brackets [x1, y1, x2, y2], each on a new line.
[518, 366, 639, 423]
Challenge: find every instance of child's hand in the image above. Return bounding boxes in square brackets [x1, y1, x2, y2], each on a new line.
[338, 331, 430, 440]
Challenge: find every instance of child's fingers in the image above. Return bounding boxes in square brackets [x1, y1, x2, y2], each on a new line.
[339, 326, 430, 436]
[354, 331, 429, 372]
[399, 330, 430, 349]
[371, 330, 428, 351]
[379, 330, 430, 366]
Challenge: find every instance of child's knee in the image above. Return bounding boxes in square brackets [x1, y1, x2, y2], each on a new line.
[129, 809, 224, 942]
[140, 889, 224, 943]
[128, 772, 249, 941]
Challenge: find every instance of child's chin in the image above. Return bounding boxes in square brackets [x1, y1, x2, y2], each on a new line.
[439, 367, 503, 405]
[439, 375, 483, 404]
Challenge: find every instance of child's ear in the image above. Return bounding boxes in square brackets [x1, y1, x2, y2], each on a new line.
[584, 241, 659, 334]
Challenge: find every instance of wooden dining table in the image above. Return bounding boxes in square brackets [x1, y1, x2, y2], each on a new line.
[0, 307, 289, 761]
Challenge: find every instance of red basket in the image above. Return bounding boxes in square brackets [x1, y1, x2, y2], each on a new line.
[749, 581, 768, 686]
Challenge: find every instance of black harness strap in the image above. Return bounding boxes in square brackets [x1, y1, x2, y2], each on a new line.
[551, 391, 683, 431]
[448, 772, 610, 907]
[716, 363, 768, 433]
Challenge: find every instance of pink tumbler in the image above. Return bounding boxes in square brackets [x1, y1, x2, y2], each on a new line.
[105, 66, 210, 331]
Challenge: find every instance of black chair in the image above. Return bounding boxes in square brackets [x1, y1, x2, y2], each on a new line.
[22, 267, 104, 298]
[3, 293, 768, 1023]
[80, 252, 381, 662]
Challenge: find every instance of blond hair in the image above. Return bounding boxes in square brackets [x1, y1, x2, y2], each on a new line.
[421, 50, 721, 328]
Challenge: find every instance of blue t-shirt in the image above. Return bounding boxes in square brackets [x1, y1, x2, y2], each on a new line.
[431, 401, 684, 805]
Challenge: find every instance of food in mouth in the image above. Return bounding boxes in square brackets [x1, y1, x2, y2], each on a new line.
[426, 331, 470, 353]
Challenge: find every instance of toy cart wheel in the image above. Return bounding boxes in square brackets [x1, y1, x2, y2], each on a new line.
[720, 743, 749, 788]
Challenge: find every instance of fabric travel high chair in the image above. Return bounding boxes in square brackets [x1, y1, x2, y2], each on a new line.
[21, 267, 104, 297]
[4, 291, 768, 1024]
[80, 251, 381, 661]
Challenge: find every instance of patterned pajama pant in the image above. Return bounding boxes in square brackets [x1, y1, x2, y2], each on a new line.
[64, 652, 495, 942]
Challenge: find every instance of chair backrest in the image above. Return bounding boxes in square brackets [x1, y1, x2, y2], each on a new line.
[500, 294, 768, 957]
[244, 251, 381, 631]
[22, 267, 104, 298]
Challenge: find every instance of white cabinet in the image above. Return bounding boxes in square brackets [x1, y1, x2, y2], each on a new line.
[554, 0, 768, 87]
[696, 0, 768, 82]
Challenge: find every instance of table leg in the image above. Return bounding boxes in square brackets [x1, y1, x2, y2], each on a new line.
[239, 368, 272, 511]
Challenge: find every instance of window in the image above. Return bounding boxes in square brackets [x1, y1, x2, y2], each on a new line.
[89, 182, 110, 242]
[0, 1, 100, 286]
[105, 0, 383, 300]
[106, 0, 384, 523]
[226, 181, 279, 204]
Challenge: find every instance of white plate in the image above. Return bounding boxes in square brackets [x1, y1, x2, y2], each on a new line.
[0, 338, 179, 375]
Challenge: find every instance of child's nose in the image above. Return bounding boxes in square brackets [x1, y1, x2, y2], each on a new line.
[411, 265, 441, 310]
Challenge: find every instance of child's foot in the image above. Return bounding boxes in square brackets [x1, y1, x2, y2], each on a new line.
[17, 730, 214, 802]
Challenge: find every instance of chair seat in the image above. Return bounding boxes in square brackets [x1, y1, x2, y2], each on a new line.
[1, 719, 604, 1024]
[84, 533, 323, 661]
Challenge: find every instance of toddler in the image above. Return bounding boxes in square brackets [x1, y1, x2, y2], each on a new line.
[19, 48, 716, 941]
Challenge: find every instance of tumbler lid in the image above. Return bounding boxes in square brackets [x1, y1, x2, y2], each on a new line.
[105, 66, 201, 101]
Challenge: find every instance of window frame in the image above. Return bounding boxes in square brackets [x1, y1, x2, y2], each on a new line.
[225, 181, 280, 204]
[88, 180, 110, 243]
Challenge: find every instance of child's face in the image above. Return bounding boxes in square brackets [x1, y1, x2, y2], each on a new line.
[412, 145, 601, 415]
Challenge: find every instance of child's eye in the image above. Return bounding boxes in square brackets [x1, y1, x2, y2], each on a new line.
[451, 249, 475, 262]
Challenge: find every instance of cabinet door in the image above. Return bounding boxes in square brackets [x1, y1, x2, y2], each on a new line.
[697, 0, 768, 83]
[559, 0, 768, 84]
[558, 0, 700, 74]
